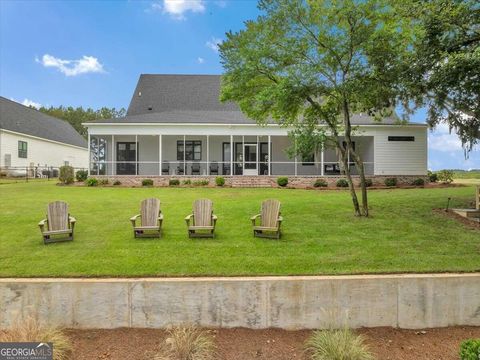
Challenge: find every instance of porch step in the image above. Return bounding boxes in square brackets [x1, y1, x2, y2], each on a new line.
[231, 176, 275, 188]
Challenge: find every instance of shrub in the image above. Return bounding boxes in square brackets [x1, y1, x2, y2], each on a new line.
[305, 327, 374, 360]
[0, 317, 71, 360]
[59, 165, 74, 185]
[75, 169, 88, 182]
[142, 179, 154, 187]
[460, 339, 480, 360]
[182, 179, 192, 185]
[113, 180, 121, 186]
[215, 176, 225, 186]
[437, 169, 454, 184]
[155, 325, 216, 360]
[85, 178, 98, 187]
[169, 179, 180, 186]
[428, 170, 438, 183]
[364, 178, 373, 187]
[193, 179, 209, 186]
[99, 179, 109, 186]
[314, 179, 328, 188]
[412, 178, 425, 186]
[336, 179, 349, 188]
[277, 177, 288, 187]
[384, 177, 397, 187]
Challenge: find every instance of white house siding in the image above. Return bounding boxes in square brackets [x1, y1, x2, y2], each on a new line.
[373, 127, 427, 175]
[0, 129, 88, 169]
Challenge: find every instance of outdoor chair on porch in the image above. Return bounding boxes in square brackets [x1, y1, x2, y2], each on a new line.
[251, 199, 283, 239]
[130, 198, 163, 238]
[209, 162, 219, 175]
[176, 163, 185, 175]
[191, 162, 201, 175]
[162, 161, 170, 175]
[185, 199, 217, 238]
[38, 201, 76, 244]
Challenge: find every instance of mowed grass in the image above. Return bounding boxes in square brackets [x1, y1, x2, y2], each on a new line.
[0, 181, 479, 277]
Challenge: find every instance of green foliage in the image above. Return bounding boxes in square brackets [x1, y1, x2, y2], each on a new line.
[437, 170, 454, 184]
[412, 178, 425, 186]
[428, 170, 438, 183]
[460, 339, 480, 360]
[38, 106, 126, 138]
[384, 178, 397, 187]
[364, 178, 373, 187]
[58, 166, 74, 185]
[336, 179, 349, 188]
[215, 177, 225, 186]
[277, 177, 288, 187]
[85, 178, 98, 187]
[193, 179, 209, 186]
[75, 170, 88, 182]
[99, 179, 109, 186]
[305, 327, 374, 360]
[142, 179, 154, 187]
[182, 179, 192, 185]
[169, 179, 180, 186]
[314, 179, 328, 188]
[113, 180, 121, 186]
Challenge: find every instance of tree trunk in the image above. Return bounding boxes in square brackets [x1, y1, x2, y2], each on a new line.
[336, 139, 362, 216]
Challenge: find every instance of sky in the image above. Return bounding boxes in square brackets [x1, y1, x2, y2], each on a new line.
[0, 0, 478, 170]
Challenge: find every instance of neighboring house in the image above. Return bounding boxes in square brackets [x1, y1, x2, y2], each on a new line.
[84, 74, 427, 183]
[0, 97, 88, 176]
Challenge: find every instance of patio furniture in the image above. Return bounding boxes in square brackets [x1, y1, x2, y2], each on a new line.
[38, 201, 76, 244]
[185, 199, 217, 238]
[176, 163, 185, 175]
[251, 199, 282, 239]
[130, 198, 163, 238]
[209, 161, 219, 175]
[162, 161, 170, 175]
[191, 162, 201, 175]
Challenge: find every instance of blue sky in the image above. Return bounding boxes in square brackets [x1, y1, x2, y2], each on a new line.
[0, 0, 478, 170]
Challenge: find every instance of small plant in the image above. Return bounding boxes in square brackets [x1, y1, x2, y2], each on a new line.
[428, 170, 438, 183]
[314, 179, 328, 188]
[182, 179, 192, 185]
[154, 325, 216, 360]
[142, 179, 154, 187]
[384, 177, 397, 187]
[86, 178, 98, 187]
[59, 165, 74, 185]
[215, 176, 225, 186]
[169, 179, 180, 186]
[437, 169, 454, 184]
[75, 169, 88, 182]
[364, 178, 373, 187]
[460, 339, 480, 360]
[305, 327, 374, 360]
[193, 179, 209, 186]
[0, 317, 72, 360]
[412, 178, 425, 186]
[277, 177, 288, 187]
[336, 179, 349, 188]
[99, 179, 109, 186]
[113, 180, 121, 186]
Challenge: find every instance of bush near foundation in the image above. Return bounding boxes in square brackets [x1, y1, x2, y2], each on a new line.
[364, 178, 373, 187]
[142, 179, 154, 186]
[437, 169, 454, 183]
[75, 169, 88, 182]
[384, 177, 397, 187]
[169, 179, 180, 186]
[336, 179, 349, 188]
[215, 177, 225, 186]
[428, 170, 438, 183]
[460, 339, 480, 360]
[193, 179, 209, 186]
[59, 165, 74, 185]
[277, 177, 288, 187]
[314, 179, 328, 187]
[86, 178, 98, 187]
[412, 178, 425, 186]
[113, 180, 121, 186]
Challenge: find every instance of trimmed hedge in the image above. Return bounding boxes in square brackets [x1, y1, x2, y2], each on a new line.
[75, 169, 88, 182]
[364, 178, 373, 187]
[460, 339, 480, 360]
[313, 179, 328, 188]
[215, 177, 225, 186]
[169, 179, 180, 186]
[412, 178, 425, 186]
[384, 177, 397, 187]
[142, 179, 154, 186]
[86, 178, 98, 187]
[277, 177, 288, 187]
[336, 179, 349, 188]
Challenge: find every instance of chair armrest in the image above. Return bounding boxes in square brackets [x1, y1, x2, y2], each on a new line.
[185, 214, 193, 226]
[130, 214, 140, 226]
[38, 219, 47, 232]
[278, 215, 283, 222]
[251, 214, 261, 226]
[212, 214, 218, 228]
[69, 216, 76, 224]
[158, 213, 164, 221]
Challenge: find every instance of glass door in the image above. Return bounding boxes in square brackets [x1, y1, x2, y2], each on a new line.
[243, 144, 258, 175]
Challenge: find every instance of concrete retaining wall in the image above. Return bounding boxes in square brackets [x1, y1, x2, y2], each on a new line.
[1, 274, 479, 330]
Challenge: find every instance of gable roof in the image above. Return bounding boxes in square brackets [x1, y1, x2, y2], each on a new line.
[0, 97, 87, 148]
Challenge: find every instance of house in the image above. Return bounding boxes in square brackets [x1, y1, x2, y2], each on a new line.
[84, 74, 427, 186]
[0, 97, 88, 176]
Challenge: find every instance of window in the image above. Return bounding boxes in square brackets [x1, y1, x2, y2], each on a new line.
[177, 141, 202, 161]
[18, 141, 27, 158]
[388, 136, 415, 142]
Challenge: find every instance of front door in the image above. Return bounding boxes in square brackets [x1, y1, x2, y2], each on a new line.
[116, 142, 137, 175]
[243, 144, 257, 175]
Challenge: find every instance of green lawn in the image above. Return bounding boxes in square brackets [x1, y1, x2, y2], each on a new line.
[0, 181, 478, 277]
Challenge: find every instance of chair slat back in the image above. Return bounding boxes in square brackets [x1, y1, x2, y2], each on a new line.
[261, 199, 281, 228]
[193, 199, 212, 226]
[141, 198, 160, 226]
[47, 201, 69, 231]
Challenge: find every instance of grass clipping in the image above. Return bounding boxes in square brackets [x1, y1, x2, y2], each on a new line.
[155, 325, 216, 360]
[0, 317, 71, 360]
[305, 327, 374, 360]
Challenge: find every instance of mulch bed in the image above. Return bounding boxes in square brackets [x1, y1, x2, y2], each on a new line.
[65, 326, 480, 360]
[433, 208, 480, 230]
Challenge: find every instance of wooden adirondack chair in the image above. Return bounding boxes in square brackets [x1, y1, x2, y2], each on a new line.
[38, 201, 76, 244]
[251, 199, 283, 239]
[130, 198, 163, 238]
[185, 199, 217, 238]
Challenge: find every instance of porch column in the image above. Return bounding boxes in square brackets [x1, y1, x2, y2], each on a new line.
[230, 135, 233, 176]
[87, 133, 91, 176]
[268, 135, 271, 176]
[158, 134, 162, 176]
[242, 135, 245, 174]
[206, 135, 209, 175]
[111, 135, 115, 176]
[183, 135, 186, 175]
[256, 136, 259, 176]
[294, 136, 298, 176]
[321, 145, 325, 176]
[135, 135, 138, 176]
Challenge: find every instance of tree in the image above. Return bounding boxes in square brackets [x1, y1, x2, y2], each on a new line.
[396, 0, 480, 154]
[38, 106, 126, 138]
[219, 0, 412, 216]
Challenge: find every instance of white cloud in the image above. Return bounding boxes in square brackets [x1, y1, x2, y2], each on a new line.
[151, 0, 205, 20]
[197, 57, 205, 64]
[36, 54, 105, 77]
[428, 123, 463, 152]
[214, 1, 227, 8]
[10, 98, 42, 109]
[206, 37, 222, 53]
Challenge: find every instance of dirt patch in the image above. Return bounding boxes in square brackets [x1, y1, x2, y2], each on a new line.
[64, 326, 480, 360]
[433, 208, 480, 230]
